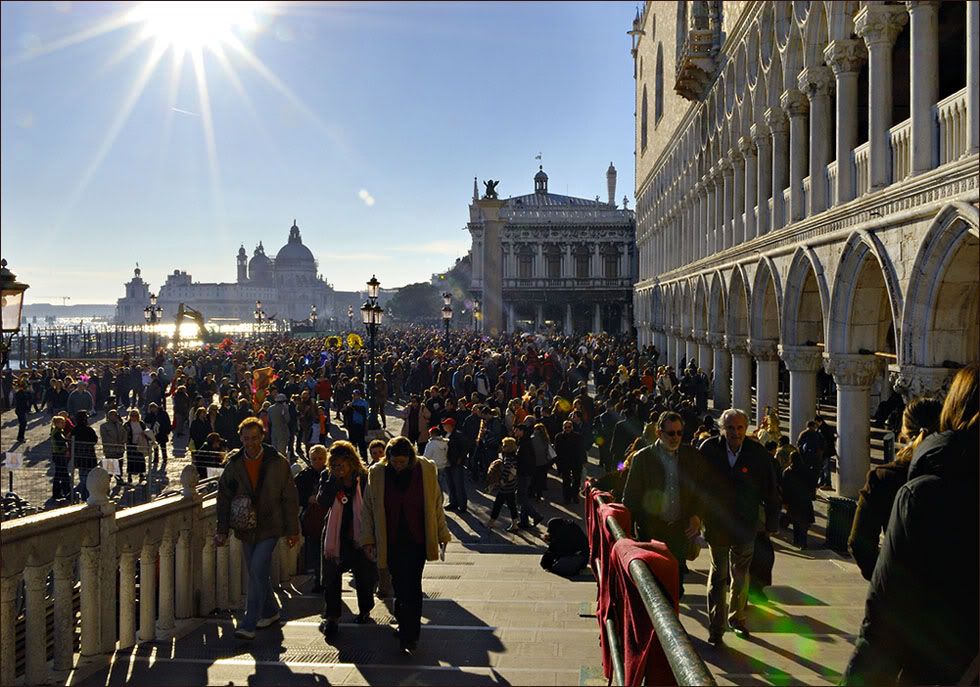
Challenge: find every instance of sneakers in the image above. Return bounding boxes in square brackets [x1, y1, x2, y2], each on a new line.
[256, 612, 281, 629]
[234, 628, 256, 640]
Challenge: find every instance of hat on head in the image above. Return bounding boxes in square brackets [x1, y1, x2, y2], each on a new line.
[428, 426, 442, 437]
[441, 417, 456, 429]
[275, 393, 287, 402]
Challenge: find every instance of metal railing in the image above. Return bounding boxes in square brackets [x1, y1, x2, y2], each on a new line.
[596, 493, 716, 687]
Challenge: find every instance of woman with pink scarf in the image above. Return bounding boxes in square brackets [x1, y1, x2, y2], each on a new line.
[316, 440, 377, 639]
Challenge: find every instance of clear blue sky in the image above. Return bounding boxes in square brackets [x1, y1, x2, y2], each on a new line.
[2, 1, 637, 304]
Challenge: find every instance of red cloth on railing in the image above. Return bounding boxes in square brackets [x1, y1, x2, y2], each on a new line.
[587, 490, 632, 680]
[603, 538, 680, 687]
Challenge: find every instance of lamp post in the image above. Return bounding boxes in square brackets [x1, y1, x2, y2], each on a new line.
[441, 292, 453, 349]
[143, 292, 163, 356]
[473, 300, 481, 333]
[0, 258, 30, 369]
[310, 304, 318, 332]
[361, 275, 384, 431]
[347, 305, 353, 332]
[254, 299, 266, 337]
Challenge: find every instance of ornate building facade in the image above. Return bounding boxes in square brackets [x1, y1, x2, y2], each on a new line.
[115, 221, 337, 324]
[631, 1, 978, 497]
[468, 165, 637, 335]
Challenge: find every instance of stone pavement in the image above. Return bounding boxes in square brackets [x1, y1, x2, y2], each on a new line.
[4, 398, 873, 686]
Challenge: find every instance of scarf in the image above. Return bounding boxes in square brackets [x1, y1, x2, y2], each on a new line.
[322, 479, 363, 560]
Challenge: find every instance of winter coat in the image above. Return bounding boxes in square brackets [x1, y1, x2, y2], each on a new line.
[780, 462, 815, 527]
[843, 427, 978, 686]
[216, 444, 300, 545]
[622, 441, 704, 540]
[847, 461, 908, 580]
[100, 418, 126, 458]
[359, 457, 451, 569]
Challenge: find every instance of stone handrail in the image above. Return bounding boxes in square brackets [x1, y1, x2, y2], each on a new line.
[827, 161, 839, 208]
[935, 87, 968, 165]
[0, 465, 302, 685]
[854, 141, 871, 197]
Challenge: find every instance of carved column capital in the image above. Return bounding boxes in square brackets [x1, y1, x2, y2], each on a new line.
[764, 107, 789, 133]
[780, 88, 810, 118]
[747, 338, 779, 361]
[729, 146, 744, 163]
[823, 353, 879, 388]
[750, 122, 771, 147]
[738, 135, 756, 158]
[798, 65, 835, 99]
[725, 334, 748, 354]
[891, 365, 954, 401]
[706, 332, 725, 348]
[779, 344, 824, 372]
[824, 39, 868, 76]
[855, 4, 908, 48]
[718, 157, 734, 175]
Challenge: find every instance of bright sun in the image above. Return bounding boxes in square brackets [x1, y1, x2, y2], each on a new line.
[133, 1, 261, 53]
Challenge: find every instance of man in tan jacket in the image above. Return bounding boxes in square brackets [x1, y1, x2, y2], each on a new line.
[360, 436, 451, 655]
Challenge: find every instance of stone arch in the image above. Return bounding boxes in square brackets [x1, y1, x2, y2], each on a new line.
[782, 245, 831, 346]
[759, 3, 775, 69]
[693, 274, 709, 336]
[752, 73, 768, 125]
[766, 49, 784, 107]
[827, 0, 859, 42]
[708, 271, 727, 335]
[655, 43, 665, 124]
[793, 0, 810, 26]
[652, 285, 664, 329]
[675, 0, 688, 66]
[736, 41, 748, 96]
[783, 24, 804, 87]
[803, 0, 828, 67]
[641, 85, 649, 151]
[680, 280, 693, 332]
[828, 230, 904, 356]
[725, 60, 736, 115]
[746, 27, 760, 87]
[750, 256, 783, 342]
[726, 264, 751, 343]
[901, 202, 980, 367]
[775, 1, 793, 50]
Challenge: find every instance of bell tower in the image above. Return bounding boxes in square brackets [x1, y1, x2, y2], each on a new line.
[237, 245, 248, 283]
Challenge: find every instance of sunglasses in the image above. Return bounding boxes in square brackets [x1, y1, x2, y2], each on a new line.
[661, 430, 683, 437]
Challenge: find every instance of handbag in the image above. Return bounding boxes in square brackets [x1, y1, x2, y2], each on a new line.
[229, 454, 269, 532]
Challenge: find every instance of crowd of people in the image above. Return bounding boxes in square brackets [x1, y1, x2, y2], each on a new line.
[2, 326, 975, 682]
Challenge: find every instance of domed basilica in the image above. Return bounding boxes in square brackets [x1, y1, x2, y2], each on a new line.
[115, 220, 337, 324]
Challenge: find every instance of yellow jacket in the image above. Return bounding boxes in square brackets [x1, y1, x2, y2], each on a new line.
[359, 456, 452, 569]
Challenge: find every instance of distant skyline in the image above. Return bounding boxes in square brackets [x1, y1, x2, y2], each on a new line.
[2, 1, 637, 304]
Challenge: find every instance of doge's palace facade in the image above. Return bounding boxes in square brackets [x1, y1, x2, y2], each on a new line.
[631, 1, 978, 497]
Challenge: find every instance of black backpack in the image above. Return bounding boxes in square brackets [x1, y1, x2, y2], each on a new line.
[540, 518, 589, 578]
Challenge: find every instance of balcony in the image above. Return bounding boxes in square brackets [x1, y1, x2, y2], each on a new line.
[827, 160, 839, 208]
[673, 5, 720, 102]
[890, 118, 912, 183]
[936, 87, 969, 165]
[854, 142, 871, 197]
[503, 277, 633, 290]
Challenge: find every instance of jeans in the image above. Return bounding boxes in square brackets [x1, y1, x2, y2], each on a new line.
[516, 474, 541, 526]
[241, 537, 280, 631]
[445, 465, 467, 511]
[16, 412, 27, 443]
[388, 540, 426, 643]
[706, 538, 756, 635]
[437, 469, 449, 505]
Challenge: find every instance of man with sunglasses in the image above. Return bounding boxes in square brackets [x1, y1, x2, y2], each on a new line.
[622, 411, 705, 598]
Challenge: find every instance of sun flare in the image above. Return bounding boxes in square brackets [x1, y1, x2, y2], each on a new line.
[133, 1, 261, 53]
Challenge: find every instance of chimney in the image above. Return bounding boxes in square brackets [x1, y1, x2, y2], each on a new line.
[606, 162, 617, 206]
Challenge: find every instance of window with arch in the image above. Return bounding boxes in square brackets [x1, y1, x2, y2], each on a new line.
[574, 247, 591, 279]
[641, 85, 649, 152]
[517, 247, 533, 279]
[655, 43, 664, 124]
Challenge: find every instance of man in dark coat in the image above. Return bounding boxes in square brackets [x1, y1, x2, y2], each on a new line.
[553, 420, 587, 504]
[622, 411, 704, 596]
[698, 408, 781, 644]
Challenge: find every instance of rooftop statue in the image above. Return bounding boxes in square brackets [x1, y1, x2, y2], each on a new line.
[482, 180, 499, 200]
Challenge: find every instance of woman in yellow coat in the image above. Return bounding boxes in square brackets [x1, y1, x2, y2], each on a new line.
[360, 436, 451, 655]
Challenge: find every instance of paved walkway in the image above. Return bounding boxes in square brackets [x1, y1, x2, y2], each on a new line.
[4, 397, 872, 686]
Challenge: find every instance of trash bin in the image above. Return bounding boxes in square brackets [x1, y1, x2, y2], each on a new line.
[825, 496, 858, 553]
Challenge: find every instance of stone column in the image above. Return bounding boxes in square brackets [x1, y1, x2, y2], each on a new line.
[157, 532, 176, 635]
[24, 565, 48, 685]
[780, 88, 810, 222]
[720, 158, 734, 248]
[824, 353, 879, 498]
[709, 333, 732, 409]
[728, 337, 753, 417]
[825, 39, 868, 204]
[698, 339, 714, 377]
[892, 364, 955, 402]
[535, 303, 544, 330]
[0, 576, 17, 686]
[696, 182, 708, 259]
[714, 167, 725, 251]
[749, 339, 780, 428]
[740, 137, 757, 241]
[766, 108, 789, 230]
[751, 123, 771, 236]
[907, 1, 940, 175]
[140, 541, 158, 642]
[855, 4, 908, 190]
[53, 555, 74, 671]
[969, 0, 979, 154]
[175, 529, 192, 619]
[779, 345, 824, 443]
[799, 66, 835, 215]
[507, 302, 515, 332]
[704, 175, 717, 255]
[686, 335, 698, 367]
[535, 242, 544, 278]
[564, 302, 573, 335]
[476, 199, 507, 334]
[593, 303, 602, 333]
[119, 550, 138, 648]
[731, 148, 746, 245]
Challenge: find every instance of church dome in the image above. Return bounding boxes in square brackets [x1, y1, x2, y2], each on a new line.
[275, 220, 315, 268]
[249, 242, 273, 283]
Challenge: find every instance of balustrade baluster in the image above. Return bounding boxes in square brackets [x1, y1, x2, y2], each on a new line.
[175, 530, 192, 619]
[201, 535, 215, 616]
[53, 555, 75, 671]
[139, 541, 158, 642]
[80, 547, 101, 656]
[119, 551, 138, 648]
[216, 541, 229, 610]
[229, 535, 243, 609]
[0, 575, 19, 686]
[24, 565, 49, 685]
[157, 532, 175, 634]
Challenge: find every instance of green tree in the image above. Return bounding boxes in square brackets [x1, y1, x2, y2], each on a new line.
[386, 282, 442, 323]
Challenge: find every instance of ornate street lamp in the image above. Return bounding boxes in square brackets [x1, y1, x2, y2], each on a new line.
[144, 292, 163, 355]
[361, 276, 385, 431]
[441, 292, 453, 349]
[347, 305, 353, 331]
[0, 258, 30, 369]
[310, 304, 318, 332]
[473, 300, 481, 332]
[254, 299, 265, 336]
